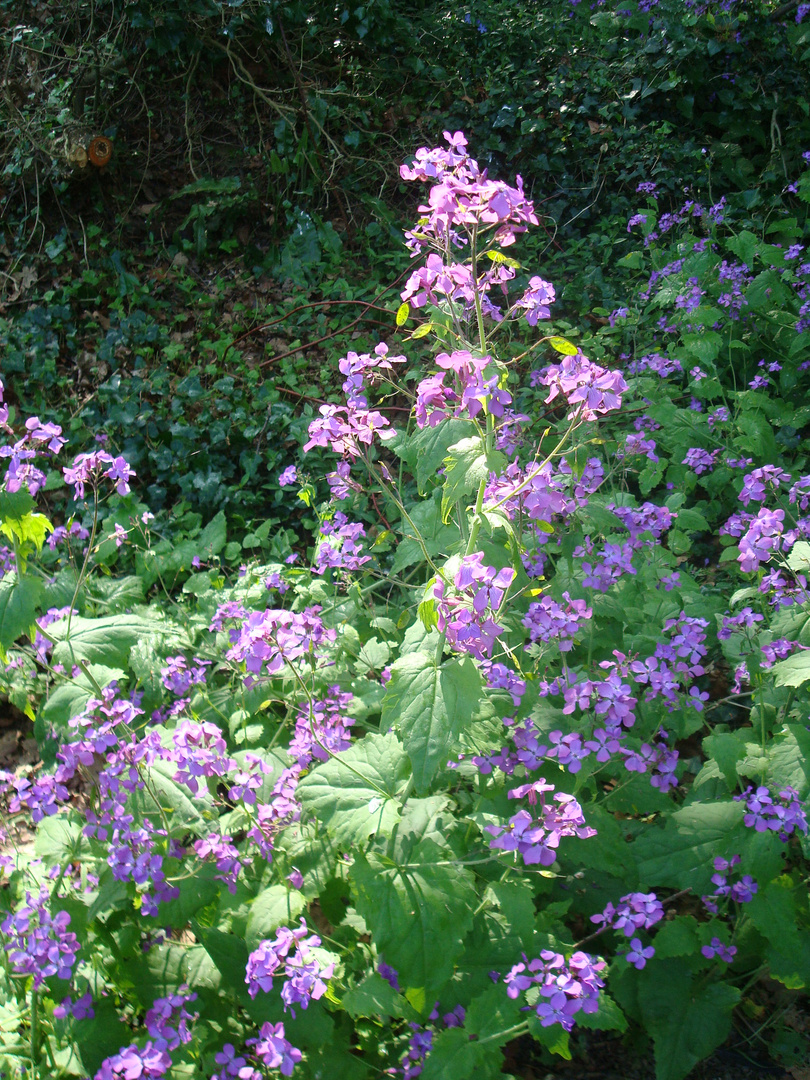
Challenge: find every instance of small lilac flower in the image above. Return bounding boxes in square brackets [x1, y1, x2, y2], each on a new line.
[701, 937, 737, 963]
[278, 466, 298, 486]
[624, 938, 655, 969]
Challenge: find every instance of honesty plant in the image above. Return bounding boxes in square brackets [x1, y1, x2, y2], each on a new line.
[0, 132, 808, 1080]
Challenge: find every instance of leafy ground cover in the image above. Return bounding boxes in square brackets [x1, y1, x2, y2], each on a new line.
[2, 1, 810, 1079]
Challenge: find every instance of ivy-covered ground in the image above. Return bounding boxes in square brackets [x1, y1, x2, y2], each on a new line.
[2, 2, 810, 1079]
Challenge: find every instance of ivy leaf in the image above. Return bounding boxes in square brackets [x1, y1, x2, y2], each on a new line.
[441, 437, 506, 523]
[297, 731, 411, 844]
[350, 837, 477, 997]
[382, 654, 483, 794]
[636, 961, 740, 1080]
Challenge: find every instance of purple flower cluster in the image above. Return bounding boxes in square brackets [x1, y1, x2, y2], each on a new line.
[245, 919, 334, 1015]
[226, 606, 337, 679]
[1, 886, 79, 988]
[702, 855, 758, 913]
[63, 451, 135, 501]
[431, 552, 515, 659]
[701, 937, 737, 963]
[145, 987, 198, 1050]
[94, 1043, 172, 1079]
[160, 655, 210, 697]
[503, 949, 605, 1031]
[734, 785, 808, 840]
[737, 508, 785, 572]
[314, 512, 371, 574]
[683, 448, 720, 475]
[0, 381, 68, 495]
[739, 466, 793, 507]
[538, 353, 628, 422]
[486, 780, 595, 865]
[289, 686, 354, 768]
[523, 592, 591, 652]
[590, 891, 664, 937]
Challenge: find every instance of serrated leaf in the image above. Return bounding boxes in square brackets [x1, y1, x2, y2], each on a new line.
[194, 923, 251, 992]
[350, 838, 477, 996]
[772, 651, 810, 687]
[441, 437, 506, 523]
[767, 724, 810, 796]
[245, 885, 306, 950]
[549, 336, 578, 355]
[0, 488, 52, 553]
[382, 654, 483, 794]
[0, 572, 44, 650]
[636, 961, 740, 1080]
[50, 613, 163, 669]
[342, 972, 402, 1019]
[420, 1026, 504, 1079]
[297, 731, 411, 843]
[396, 419, 475, 495]
[632, 801, 745, 890]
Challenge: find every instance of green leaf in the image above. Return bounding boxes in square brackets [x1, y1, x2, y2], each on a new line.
[637, 961, 740, 1080]
[395, 419, 474, 495]
[576, 993, 628, 1032]
[86, 575, 146, 611]
[652, 916, 701, 959]
[0, 488, 52, 553]
[442, 437, 506, 523]
[193, 923, 251, 993]
[341, 972, 402, 1019]
[132, 943, 222, 1002]
[198, 510, 227, 557]
[382, 654, 483, 794]
[396, 302, 410, 326]
[746, 877, 801, 956]
[130, 760, 214, 836]
[40, 664, 125, 733]
[420, 1026, 504, 1080]
[391, 492, 460, 575]
[297, 731, 411, 843]
[350, 838, 477, 997]
[245, 885, 306, 950]
[548, 336, 579, 355]
[772, 651, 810, 687]
[680, 330, 722, 365]
[767, 724, 810, 796]
[701, 732, 749, 790]
[632, 801, 745, 891]
[0, 572, 44, 650]
[50, 613, 163, 669]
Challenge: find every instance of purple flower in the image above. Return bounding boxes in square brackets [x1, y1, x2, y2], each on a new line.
[624, 938, 655, 969]
[278, 465, 298, 486]
[734, 785, 808, 840]
[94, 1042, 172, 1079]
[247, 1022, 302, 1077]
[701, 937, 737, 963]
[1, 887, 79, 988]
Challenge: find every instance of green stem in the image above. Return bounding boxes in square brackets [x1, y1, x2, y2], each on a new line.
[30, 986, 39, 1071]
